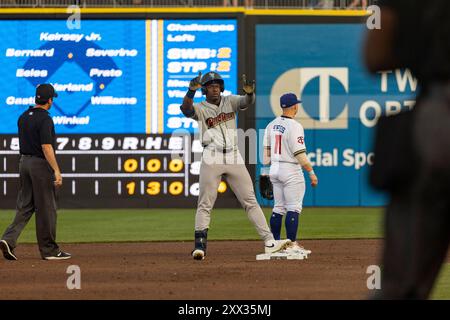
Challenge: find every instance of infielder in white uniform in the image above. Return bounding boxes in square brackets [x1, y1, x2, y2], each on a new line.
[263, 93, 318, 255]
[180, 71, 291, 260]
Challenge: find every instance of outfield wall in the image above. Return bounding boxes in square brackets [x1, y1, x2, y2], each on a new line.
[0, 9, 413, 208]
[249, 16, 416, 206]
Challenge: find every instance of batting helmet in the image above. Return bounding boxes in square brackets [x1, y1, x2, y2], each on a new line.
[201, 71, 224, 95]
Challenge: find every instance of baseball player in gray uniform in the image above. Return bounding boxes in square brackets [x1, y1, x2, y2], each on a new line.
[180, 71, 291, 260]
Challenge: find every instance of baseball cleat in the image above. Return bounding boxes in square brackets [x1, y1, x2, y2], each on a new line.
[192, 249, 205, 260]
[286, 242, 312, 255]
[43, 251, 71, 260]
[264, 239, 292, 254]
[0, 240, 17, 261]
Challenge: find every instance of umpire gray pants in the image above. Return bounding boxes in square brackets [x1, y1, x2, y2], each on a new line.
[195, 149, 274, 242]
[2, 155, 59, 258]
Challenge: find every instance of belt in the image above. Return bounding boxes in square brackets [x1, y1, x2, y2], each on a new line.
[273, 160, 299, 165]
[203, 145, 235, 154]
[21, 154, 44, 159]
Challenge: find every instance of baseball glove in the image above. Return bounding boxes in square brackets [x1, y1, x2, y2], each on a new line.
[259, 175, 273, 200]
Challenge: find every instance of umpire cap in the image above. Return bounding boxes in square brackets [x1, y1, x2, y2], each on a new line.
[201, 71, 224, 95]
[35, 84, 58, 104]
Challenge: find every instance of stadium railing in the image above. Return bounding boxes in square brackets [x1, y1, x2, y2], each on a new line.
[0, 0, 378, 9]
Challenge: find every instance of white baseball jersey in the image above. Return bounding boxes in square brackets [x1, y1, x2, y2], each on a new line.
[190, 95, 254, 150]
[264, 116, 307, 214]
[263, 116, 307, 164]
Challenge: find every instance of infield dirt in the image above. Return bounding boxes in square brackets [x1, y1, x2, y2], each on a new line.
[0, 239, 397, 299]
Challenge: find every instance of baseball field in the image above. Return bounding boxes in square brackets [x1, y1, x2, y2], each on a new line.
[0, 207, 448, 300]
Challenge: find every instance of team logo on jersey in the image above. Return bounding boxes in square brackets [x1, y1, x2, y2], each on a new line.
[206, 112, 235, 128]
[298, 136, 304, 144]
[271, 67, 349, 129]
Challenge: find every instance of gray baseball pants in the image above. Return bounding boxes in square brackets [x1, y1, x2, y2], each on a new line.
[2, 155, 60, 258]
[195, 149, 274, 242]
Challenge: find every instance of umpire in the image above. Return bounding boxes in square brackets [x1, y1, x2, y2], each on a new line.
[0, 84, 71, 261]
[365, 0, 450, 298]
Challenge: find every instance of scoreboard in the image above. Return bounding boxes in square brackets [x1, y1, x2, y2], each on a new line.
[0, 135, 237, 208]
[0, 19, 238, 134]
[0, 18, 240, 208]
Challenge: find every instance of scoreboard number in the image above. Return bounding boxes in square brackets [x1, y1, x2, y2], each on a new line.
[124, 159, 139, 173]
[218, 181, 227, 193]
[217, 47, 231, 58]
[146, 159, 161, 173]
[168, 159, 184, 173]
[168, 181, 183, 196]
[126, 181, 136, 195]
[124, 181, 185, 196]
[78, 137, 92, 150]
[10, 138, 19, 151]
[1, 134, 237, 208]
[57, 137, 69, 150]
[146, 181, 161, 196]
[102, 137, 115, 150]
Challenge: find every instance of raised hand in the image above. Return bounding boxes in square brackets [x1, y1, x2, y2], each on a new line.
[242, 74, 256, 95]
[189, 71, 203, 91]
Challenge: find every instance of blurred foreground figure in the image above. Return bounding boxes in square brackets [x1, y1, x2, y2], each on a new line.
[365, 0, 450, 299]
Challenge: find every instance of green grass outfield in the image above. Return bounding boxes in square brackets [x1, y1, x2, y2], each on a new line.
[0, 207, 448, 299]
[0, 207, 383, 242]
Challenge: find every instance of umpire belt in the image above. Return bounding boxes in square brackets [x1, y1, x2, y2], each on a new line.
[20, 154, 44, 159]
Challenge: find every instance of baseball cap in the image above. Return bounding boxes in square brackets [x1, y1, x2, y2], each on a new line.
[280, 93, 301, 108]
[35, 84, 58, 101]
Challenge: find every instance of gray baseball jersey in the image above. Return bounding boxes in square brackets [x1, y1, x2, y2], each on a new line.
[191, 94, 254, 150]
[186, 93, 274, 243]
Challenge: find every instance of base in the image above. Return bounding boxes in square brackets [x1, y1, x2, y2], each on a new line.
[256, 252, 306, 261]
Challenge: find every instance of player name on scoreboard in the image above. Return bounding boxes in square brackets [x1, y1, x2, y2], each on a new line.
[0, 134, 234, 208]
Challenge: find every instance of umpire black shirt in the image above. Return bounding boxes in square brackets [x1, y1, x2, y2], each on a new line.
[378, 0, 450, 87]
[18, 106, 56, 159]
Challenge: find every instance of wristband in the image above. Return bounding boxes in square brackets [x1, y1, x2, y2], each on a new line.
[186, 89, 196, 99]
[180, 105, 195, 118]
[308, 170, 315, 176]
